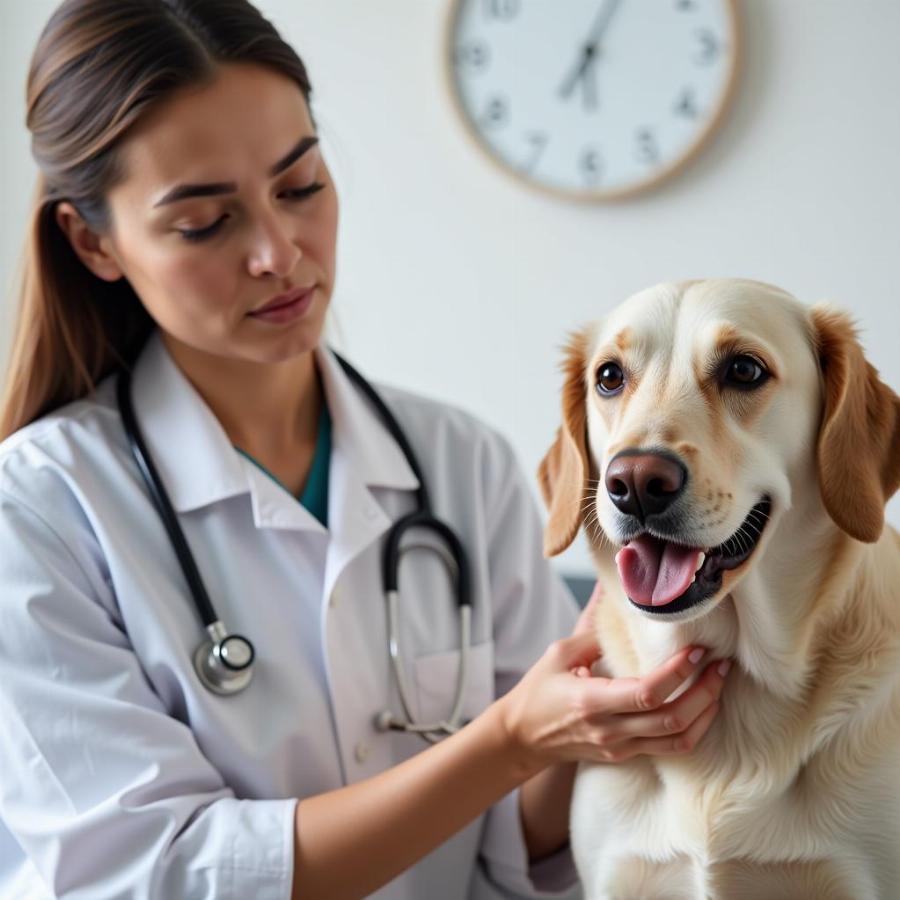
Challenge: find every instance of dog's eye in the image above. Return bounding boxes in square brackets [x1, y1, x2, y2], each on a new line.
[723, 355, 768, 389]
[596, 362, 625, 395]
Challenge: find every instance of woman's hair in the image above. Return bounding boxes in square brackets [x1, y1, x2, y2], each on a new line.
[0, 0, 313, 440]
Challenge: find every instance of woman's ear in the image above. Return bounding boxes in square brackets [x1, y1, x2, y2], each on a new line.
[810, 305, 900, 543]
[538, 328, 593, 557]
[54, 201, 124, 283]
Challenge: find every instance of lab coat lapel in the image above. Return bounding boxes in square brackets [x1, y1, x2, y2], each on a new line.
[315, 346, 419, 602]
[321, 447, 389, 603]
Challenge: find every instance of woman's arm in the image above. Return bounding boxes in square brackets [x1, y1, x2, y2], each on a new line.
[0, 489, 299, 899]
[292, 698, 535, 900]
[517, 761, 578, 861]
[516, 585, 601, 863]
[291, 625, 729, 900]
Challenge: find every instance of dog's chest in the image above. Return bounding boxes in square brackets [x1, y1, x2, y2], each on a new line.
[571, 754, 769, 865]
[571, 742, 899, 900]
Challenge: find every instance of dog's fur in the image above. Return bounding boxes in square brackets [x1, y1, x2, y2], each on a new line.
[539, 279, 900, 899]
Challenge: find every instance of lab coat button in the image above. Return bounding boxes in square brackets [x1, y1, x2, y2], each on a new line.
[354, 740, 371, 764]
[329, 589, 340, 608]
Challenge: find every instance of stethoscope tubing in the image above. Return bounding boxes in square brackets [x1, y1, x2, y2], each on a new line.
[380, 511, 471, 608]
[116, 348, 472, 731]
[116, 370, 219, 628]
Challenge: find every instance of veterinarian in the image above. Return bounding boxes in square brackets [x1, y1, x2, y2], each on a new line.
[0, 2, 730, 897]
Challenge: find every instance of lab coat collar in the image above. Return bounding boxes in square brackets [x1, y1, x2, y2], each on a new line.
[130, 331, 247, 516]
[315, 346, 420, 494]
[128, 330, 419, 521]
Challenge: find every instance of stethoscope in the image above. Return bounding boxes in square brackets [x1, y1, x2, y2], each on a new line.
[115, 350, 472, 743]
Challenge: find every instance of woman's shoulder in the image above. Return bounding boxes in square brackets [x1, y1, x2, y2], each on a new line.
[0, 375, 121, 506]
[373, 381, 516, 462]
[368, 381, 530, 509]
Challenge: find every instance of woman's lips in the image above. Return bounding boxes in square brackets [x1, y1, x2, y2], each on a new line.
[247, 286, 316, 323]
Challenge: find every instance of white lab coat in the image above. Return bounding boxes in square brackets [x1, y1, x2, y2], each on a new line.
[0, 330, 581, 900]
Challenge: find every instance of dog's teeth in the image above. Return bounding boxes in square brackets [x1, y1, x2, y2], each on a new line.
[695, 552, 706, 574]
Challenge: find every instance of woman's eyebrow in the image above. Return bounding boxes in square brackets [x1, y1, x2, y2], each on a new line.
[152, 135, 319, 207]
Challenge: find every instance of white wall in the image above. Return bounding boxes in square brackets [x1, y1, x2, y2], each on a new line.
[2, 1, 899, 578]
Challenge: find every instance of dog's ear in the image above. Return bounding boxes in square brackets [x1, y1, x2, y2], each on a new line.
[810, 306, 900, 543]
[538, 328, 593, 557]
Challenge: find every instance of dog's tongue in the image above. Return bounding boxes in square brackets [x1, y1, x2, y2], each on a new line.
[616, 535, 704, 606]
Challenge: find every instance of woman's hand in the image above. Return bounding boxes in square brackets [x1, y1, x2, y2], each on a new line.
[498, 582, 730, 775]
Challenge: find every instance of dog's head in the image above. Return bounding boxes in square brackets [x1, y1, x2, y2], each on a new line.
[539, 279, 900, 622]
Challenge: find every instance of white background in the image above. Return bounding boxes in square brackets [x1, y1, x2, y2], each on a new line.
[2, 0, 899, 579]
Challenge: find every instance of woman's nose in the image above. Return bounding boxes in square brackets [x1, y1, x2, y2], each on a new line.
[246, 212, 302, 278]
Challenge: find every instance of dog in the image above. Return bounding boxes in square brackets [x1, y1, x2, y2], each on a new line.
[538, 279, 900, 899]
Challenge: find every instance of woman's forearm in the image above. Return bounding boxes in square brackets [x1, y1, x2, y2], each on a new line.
[291, 700, 541, 900]
[518, 761, 578, 861]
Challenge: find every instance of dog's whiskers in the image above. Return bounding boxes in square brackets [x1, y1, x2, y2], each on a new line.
[745, 521, 764, 539]
[581, 504, 612, 550]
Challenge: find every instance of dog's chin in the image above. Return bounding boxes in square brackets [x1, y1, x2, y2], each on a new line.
[613, 497, 773, 621]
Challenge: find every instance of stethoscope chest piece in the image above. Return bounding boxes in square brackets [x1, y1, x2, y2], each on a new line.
[194, 622, 255, 696]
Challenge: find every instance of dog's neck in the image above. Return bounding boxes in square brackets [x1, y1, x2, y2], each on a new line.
[591, 499, 893, 700]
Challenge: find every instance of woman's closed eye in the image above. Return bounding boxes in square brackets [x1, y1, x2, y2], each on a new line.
[177, 182, 326, 243]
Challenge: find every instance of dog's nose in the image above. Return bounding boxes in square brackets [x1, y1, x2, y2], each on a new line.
[606, 452, 688, 520]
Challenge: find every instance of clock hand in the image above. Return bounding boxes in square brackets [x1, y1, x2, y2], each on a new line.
[585, 0, 623, 48]
[558, 44, 596, 102]
[558, 0, 623, 106]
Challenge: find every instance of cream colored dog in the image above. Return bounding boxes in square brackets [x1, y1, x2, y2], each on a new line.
[539, 279, 900, 899]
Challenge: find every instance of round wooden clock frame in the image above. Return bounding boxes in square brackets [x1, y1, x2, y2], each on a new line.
[442, 0, 742, 202]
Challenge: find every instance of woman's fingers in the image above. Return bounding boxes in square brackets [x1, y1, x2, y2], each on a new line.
[578, 644, 712, 716]
[605, 659, 729, 742]
[618, 697, 722, 761]
[505, 593, 734, 769]
[548, 630, 600, 671]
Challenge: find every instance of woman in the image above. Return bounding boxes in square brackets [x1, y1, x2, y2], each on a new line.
[0, 2, 729, 898]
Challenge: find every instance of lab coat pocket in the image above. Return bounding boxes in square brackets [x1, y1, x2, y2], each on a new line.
[413, 640, 495, 727]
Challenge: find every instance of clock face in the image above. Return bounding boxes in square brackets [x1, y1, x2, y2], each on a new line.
[447, 0, 739, 199]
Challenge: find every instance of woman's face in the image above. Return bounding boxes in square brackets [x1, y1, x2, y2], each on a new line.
[65, 62, 338, 365]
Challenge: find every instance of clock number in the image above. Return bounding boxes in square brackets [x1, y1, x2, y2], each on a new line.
[675, 0, 696, 9]
[635, 129, 659, 165]
[480, 95, 509, 129]
[674, 87, 699, 118]
[579, 146, 604, 186]
[522, 132, 549, 174]
[693, 29, 720, 65]
[482, 0, 520, 21]
[454, 41, 491, 73]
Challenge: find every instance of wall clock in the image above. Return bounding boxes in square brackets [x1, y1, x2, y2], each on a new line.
[446, 0, 740, 200]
